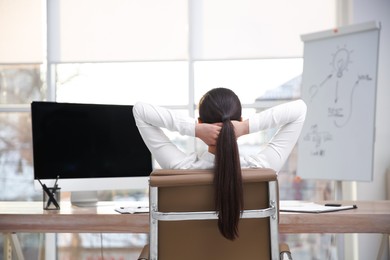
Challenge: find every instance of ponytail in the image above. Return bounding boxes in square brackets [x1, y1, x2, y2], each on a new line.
[214, 119, 243, 240]
[198, 87, 243, 240]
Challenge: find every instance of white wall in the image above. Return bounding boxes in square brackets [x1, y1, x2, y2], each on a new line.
[352, 0, 390, 259]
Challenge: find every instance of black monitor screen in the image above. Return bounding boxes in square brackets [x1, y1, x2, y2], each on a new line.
[31, 102, 152, 180]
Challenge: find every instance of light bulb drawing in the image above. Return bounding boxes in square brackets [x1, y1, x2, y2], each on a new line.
[331, 46, 353, 78]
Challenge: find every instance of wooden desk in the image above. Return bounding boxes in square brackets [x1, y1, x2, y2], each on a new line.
[280, 200, 390, 234]
[0, 200, 389, 234]
[0, 201, 148, 233]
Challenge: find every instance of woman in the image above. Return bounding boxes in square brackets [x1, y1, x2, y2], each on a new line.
[133, 88, 306, 240]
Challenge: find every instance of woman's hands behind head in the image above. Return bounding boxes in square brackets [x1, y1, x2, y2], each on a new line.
[195, 120, 249, 146]
[231, 119, 249, 139]
[195, 122, 222, 146]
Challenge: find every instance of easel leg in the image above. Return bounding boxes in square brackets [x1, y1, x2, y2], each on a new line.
[376, 234, 389, 260]
[10, 233, 25, 260]
[3, 233, 25, 260]
[335, 181, 345, 260]
[4, 233, 12, 260]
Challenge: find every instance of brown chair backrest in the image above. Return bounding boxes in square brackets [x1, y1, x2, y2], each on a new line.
[149, 168, 279, 260]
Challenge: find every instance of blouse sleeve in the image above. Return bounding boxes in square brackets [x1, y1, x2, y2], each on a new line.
[132, 102, 196, 169]
[246, 99, 307, 172]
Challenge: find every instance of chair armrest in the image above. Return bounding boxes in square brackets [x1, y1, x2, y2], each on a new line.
[137, 244, 149, 260]
[279, 243, 292, 260]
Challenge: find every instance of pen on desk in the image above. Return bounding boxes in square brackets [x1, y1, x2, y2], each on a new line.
[54, 175, 59, 189]
[324, 203, 342, 207]
[49, 175, 60, 208]
[46, 176, 60, 208]
[37, 178, 45, 189]
[37, 179, 52, 206]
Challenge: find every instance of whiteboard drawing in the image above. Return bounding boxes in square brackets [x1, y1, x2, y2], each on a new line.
[332, 46, 353, 79]
[297, 21, 380, 182]
[303, 124, 333, 156]
[308, 45, 372, 128]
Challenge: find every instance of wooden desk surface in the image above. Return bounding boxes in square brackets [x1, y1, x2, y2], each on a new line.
[0, 200, 389, 234]
[280, 200, 390, 234]
[0, 201, 149, 233]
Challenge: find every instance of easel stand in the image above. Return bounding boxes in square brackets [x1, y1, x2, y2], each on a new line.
[335, 180, 345, 260]
[3, 233, 24, 260]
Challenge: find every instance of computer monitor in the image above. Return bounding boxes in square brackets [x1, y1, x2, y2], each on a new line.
[31, 101, 153, 206]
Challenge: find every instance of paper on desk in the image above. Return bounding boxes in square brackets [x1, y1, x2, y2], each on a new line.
[280, 200, 357, 213]
[115, 206, 149, 214]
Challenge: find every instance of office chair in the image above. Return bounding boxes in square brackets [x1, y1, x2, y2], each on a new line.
[138, 168, 292, 260]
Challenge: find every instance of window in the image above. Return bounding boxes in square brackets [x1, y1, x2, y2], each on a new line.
[1, 1, 337, 259]
[55, 62, 188, 106]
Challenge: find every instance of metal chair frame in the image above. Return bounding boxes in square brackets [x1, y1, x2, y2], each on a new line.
[149, 179, 280, 260]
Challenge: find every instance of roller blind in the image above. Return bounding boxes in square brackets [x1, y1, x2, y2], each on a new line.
[192, 0, 336, 59]
[1, 0, 335, 63]
[0, 0, 43, 63]
[52, 0, 188, 62]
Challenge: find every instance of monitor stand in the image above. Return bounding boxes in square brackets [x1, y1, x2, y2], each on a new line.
[70, 191, 98, 207]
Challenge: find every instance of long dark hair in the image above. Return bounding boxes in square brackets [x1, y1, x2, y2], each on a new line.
[198, 88, 243, 240]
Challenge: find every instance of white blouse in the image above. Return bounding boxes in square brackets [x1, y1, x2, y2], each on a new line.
[133, 99, 307, 173]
